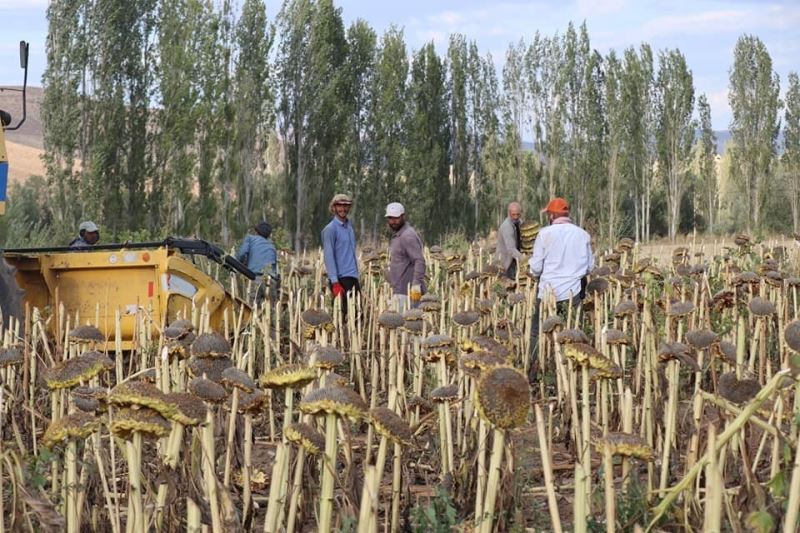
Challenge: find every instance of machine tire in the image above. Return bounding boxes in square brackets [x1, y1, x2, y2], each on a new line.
[0, 257, 24, 329]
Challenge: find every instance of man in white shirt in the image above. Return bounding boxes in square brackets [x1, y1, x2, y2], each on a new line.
[527, 197, 594, 384]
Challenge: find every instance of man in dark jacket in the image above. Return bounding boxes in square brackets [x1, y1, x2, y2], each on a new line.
[385, 202, 426, 311]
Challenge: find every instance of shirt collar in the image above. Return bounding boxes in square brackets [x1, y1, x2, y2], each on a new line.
[332, 216, 350, 227]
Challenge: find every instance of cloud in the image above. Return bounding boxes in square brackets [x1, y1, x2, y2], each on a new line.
[0, 0, 47, 9]
[576, 0, 628, 17]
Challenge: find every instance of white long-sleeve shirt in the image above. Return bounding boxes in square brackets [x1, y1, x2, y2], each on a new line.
[528, 221, 594, 301]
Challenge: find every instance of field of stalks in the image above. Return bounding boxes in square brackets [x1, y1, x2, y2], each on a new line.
[1, 233, 800, 532]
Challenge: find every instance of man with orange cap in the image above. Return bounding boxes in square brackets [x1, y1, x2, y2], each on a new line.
[527, 197, 594, 383]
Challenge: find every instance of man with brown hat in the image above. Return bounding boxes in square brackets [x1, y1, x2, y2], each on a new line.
[527, 197, 594, 383]
[322, 193, 359, 308]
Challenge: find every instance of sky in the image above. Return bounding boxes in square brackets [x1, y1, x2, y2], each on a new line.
[0, 0, 797, 130]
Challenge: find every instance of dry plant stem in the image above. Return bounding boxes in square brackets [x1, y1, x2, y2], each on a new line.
[573, 461, 587, 533]
[92, 432, 120, 533]
[478, 429, 506, 533]
[264, 442, 287, 533]
[580, 365, 591, 512]
[784, 382, 800, 532]
[242, 414, 254, 521]
[285, 445, 307, 533]
[125, 433, 144, 533]
[604, 441, 615, 533]
[319, 412, 338, 533]
[66, 440, 78, 533]
[534, 404, 562, 533]
[648, 369, 792, 531]
[223, 388, 239, 487]
[390, 442, 402, 533]
[474, 417, 487, 527]
[703, 426, 722, 532]
[203, 409, 223, 533]
[658, 359, 679, 493]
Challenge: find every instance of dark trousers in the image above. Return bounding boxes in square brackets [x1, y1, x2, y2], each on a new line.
[505, 259, 518, 279]
[529, 294, 582, 383]
[331, 276, 360, 315]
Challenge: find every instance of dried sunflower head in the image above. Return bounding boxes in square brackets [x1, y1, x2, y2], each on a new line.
[285, 423, 325, 455]
[69, 325, 105, 344]
[585, 278, 609, 296]
[657, 342, 699, 371]
[231, 389, 268, 415]
[475, 366, 530, 429]
[166, 392, 207, 426]
[748, 297, 775, 317]
[43, 352, 114, 390]
[541, 316, 564, 334]
[42, 412, 100, 448]
[422, 335, 453, 350]
[613, 300, 638, 318]
[461, 336, 510, 360]
[719, 372, 760, 404]
[557, 329, 591, 345]
[260, 364, 316, 389]
[378, 311, 405, 330]
[299, 386, 368, 421]
[190, 332, 231, 358]
[430, 383, 459, 403]
[734, 271, 760, 287]
[109, 380, 178, 419]
[605, 329, 629, 346]
[186, 356, 233, 382]
[666, 301, 695, 318]
[452, 310, 480, 327]
[310, 345, 345, 370]
[599, 432, 654, 461]
[713, 341, 736, 365]
[785, 321, 800, 353]
[301, 309, 333, 328]
[615, 237, 634, 253]
[220, 367, 257, 393]
[369, 406, 413, 446]
[685, 329, 719, 350]
[111, 407, 171, 440]
[189, 377, 228, 404]
[460, 351, 507, 377]
[72, 386, 107, 413]
[0, 346, 23, 368]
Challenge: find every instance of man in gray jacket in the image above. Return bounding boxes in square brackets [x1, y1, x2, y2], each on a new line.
[496, 201, 523, 278]
[385, 202, 426, 310]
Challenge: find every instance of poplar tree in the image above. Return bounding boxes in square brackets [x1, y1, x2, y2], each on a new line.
[654, 49, 695, 240]
[696, 94, 717, 232]
[728, 35, 782, 232]
[784, 72, 800, 231]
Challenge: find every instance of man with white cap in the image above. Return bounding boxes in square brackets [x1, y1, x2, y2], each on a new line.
[385, 202, 426, 310]
[322, 193, 360, 310]
[69, 221, 100, 248]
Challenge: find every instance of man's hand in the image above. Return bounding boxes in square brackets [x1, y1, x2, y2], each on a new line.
[331, 282, 345, 298]
[410, 284, 422, 303]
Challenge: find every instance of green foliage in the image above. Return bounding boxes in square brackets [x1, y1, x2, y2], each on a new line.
[410, 487, 459, 532]
[28, 4, 789, 250]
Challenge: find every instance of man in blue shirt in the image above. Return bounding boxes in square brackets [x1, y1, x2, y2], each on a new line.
[322, 193, 359, 312]
[237, 221, 278, 304]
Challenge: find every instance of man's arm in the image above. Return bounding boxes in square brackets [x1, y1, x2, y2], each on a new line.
[321, 226, 339, 283]
[236, 236, 250, 262]
[498, 220, 522, 260]
[265, 244, 278, 275]
[529, 235, 545, 277]
[407, 232, 426, 286]
[585, 236, 595, 275]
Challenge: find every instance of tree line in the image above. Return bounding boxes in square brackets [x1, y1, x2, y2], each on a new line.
[4, 0, 799, 250]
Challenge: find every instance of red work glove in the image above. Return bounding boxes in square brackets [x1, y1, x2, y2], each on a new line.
[331, 282, 345, 298]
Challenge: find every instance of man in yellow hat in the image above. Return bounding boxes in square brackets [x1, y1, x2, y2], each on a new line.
[322, 193, 359, 310]
[528, 197, 594, 383]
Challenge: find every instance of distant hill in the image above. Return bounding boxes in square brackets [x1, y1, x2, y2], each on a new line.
[0, 86, 44, 150]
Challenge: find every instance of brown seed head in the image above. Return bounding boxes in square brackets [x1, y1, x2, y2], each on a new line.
[109, 380, 179, 418]
[260, 364, 317, 389]
[557, 329, 591, 345]
[166, 392, 207, 425]
[68, 324, 106, 344]
[43, 412, 100, 447]
[430, 383, 459, 402]
[189, 377, 228, 404]
[111, 407, 171, 439]
[220, 367, 257, 393]
[378, 311, 405, 329]
[369, 406, 413, 446]
[600, 432, 654, 461]
[748, 297, 775, 317]
[285, 423, 326, 455]
[186, 356, 234, 382]
[475, 366, 530, 429]
[657, 342, 699, 371]
[719, 372, 760, 404]
[43, 351, 114, 390]
[299, 386, 368, 421]
[785, 321, 800, 353]
[613, 300, 638, 318]
[0, 346, 23, 368]
[541, 316, 564, 334]
[452, 310, 480, 327]
[685, 329, 719, 350]
[190, 332, 231, 358]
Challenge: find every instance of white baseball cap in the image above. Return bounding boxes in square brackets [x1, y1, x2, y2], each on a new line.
[79, 221, 99, 233]
[384, 202, 405, 218]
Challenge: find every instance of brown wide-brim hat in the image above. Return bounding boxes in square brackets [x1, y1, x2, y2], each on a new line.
[329, 193, 353, 214]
